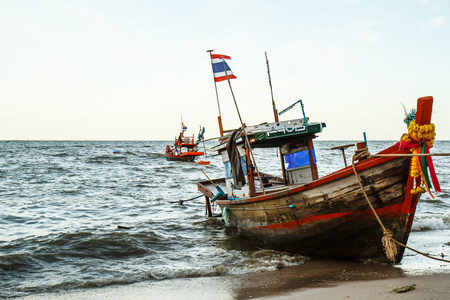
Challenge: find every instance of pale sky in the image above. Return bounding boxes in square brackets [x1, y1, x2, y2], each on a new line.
[1, 0, 449, 141]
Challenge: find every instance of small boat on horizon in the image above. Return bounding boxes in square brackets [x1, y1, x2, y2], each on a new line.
[165, 123, 205, 162]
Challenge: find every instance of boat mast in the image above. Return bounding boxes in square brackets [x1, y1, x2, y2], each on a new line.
[265, 52, 286, 184]
[265, 51, 279, 123]
[207, 49, 224, 137]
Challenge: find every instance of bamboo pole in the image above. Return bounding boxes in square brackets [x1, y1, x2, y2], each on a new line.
[223, 61, 266, 194]
[265, 51, 279, 122]
[265, 52, 286, 185]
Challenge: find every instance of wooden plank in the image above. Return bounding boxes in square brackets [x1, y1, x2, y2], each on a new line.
[415, 96, 433, 125]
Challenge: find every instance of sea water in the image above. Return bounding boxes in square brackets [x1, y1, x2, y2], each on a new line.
[0, 140, 449, 298]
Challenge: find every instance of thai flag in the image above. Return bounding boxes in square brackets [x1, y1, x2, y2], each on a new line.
[211, 54, 236, 82]
[182, 123, 187, 131]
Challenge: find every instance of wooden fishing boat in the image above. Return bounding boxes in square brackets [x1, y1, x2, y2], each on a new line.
[165, 123, 205, 162]
[197, 96, 439, 263]
[165, 134, 204, 162]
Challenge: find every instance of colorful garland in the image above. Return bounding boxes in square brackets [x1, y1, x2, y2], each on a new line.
[398, 113, 440, 197]
[402, 120, 436, 147]
[410, 186, 426, 195]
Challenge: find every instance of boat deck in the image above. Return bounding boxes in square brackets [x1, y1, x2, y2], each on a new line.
[197, 173, 290, 200]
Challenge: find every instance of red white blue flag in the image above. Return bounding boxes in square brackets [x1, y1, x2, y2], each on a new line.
[211, 54, 236, 82]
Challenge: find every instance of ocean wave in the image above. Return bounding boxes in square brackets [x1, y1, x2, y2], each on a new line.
[51, 153, 69, 157]
[0, 251, 41, 274]
[142, 152, 166, 159]
[42, 228, 196, 258]
[436, 191, 450, 200]
[47, 165, 67, 172]
[135, 183, 159, 188]
[412, 213, 450, 231]
[61, 189, 81, 195]
[146, 249, 308, 280]
[1, 244, 308, 298]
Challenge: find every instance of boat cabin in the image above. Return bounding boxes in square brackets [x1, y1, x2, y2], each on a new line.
[165, 133, 204, 162]
[211, 118, 326, 199]
[167, 134, 197, 154]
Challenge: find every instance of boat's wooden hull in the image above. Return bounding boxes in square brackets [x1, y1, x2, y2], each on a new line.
[165, 152, 204, 162]
[200, 145, 420, 263]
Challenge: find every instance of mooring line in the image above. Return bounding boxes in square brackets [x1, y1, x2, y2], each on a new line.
[169, 194, 204, 204]
[352, 147, 450, 263]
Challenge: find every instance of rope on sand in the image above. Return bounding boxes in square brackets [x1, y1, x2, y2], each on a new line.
[352, 148, 450, 264]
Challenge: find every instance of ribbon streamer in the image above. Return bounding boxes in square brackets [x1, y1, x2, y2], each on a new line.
[396, 140, 441, 197]
[421, 143, 432, 190]
[425, 145, 442, 192]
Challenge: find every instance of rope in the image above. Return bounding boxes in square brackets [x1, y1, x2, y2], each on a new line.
[393, 238, 450, 263]
[352, 148, 386, 232]
[169, 194, 204, 204]
[352, 147, 450, 263]
[370, 153, 450, 157]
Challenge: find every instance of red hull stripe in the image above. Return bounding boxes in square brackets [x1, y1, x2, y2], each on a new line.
[166, 152, 204, 158]
[256, 202, 405, 230]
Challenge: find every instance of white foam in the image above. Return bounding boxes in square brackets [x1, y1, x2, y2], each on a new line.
[412, 213, 450, 231]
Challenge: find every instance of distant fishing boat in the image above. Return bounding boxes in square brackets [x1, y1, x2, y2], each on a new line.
[165, 122, 205, 162]
[198, 52, 441, 263]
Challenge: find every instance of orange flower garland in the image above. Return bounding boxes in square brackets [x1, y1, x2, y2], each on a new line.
[400, 120, 436, 196]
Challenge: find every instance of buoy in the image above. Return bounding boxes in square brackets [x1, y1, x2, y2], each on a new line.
[197, 160, 210, 165]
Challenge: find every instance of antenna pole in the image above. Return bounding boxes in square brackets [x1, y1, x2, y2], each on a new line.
[299, 99, 307, 124]
[265, 52, 279, 122]
[265, 52, 286, 184]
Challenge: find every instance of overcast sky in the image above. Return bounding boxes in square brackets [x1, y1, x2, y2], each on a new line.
[1, 0, 449, 141]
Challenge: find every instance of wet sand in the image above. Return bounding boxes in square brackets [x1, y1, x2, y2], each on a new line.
[19, 259, 449, 300]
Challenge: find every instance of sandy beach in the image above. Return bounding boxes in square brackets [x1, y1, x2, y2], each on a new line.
[267, 274, 450, 300]
[19, 258, 449, 300]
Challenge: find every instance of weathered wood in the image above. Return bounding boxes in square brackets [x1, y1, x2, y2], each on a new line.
[205, 195, 212, 217]
[212, 153, 414, 262]
[415, 96, 433, 125]
[331, 143, 354, 167]
[307, 139, 319, 180]
[197, 96, 434, 263]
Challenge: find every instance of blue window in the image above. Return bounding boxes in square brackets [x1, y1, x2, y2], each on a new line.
[284, 149, 316, 170]
[224, 161, 232, 179]
[223, 156, 248, 179]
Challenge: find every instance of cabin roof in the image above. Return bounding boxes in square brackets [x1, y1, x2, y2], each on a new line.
[213, 118, 326, 151]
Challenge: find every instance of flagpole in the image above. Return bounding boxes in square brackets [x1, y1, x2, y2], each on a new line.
[207, 49, 224, 137]
[223, 60, 266, 194]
